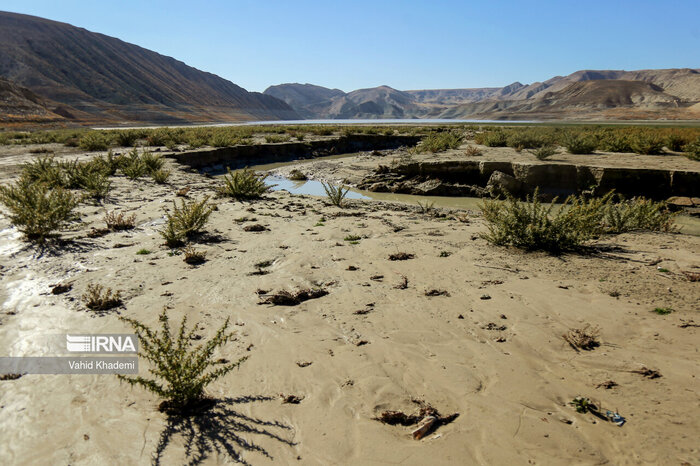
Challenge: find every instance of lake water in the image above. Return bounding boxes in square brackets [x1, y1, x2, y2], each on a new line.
[94, 118, 537, 130]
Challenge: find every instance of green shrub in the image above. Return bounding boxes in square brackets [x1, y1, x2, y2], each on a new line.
[218, 168, 271, 200]
[146, 129, 173, 147]
[73, 166, 111, 201]
[118, 308, 247, 413]
[479, 131, 507, 147]
[682, 138, 700, 161]
[630, 132, 664, 155]
[89, 150, 121, 176]
[79, 132, 110, 151]
[506, 131, 547, 150]
[161, 196, 214, 244]
[114, 130, 140, 147]
[264, 135, 291, 143]
[160, 219, 186, 248]
[417, 132, 463, 153]
[480, 190, 603, 252]
[529, 145, 557, 160]
[0, 180, 81, 241]
[21, 156, 65, 187]
[150, 168, 171, 184]
[563, 133, 596, 154]
[140, 151, 164, 173]
[210, 133, 238, 148]
[602, 196, 676, 233]
[121, 150, 147, 180]
[665, 132, 687, 152]
[322, 182, 349, 207]
[599, 134, 632, 153]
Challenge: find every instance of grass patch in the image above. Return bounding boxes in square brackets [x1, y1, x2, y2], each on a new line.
[136, 249, 151, 255]
[652, 307, 673, 315]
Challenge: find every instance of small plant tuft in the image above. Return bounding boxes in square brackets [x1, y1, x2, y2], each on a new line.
[183, 246, 207, 265]
[322, 182, 350, 207]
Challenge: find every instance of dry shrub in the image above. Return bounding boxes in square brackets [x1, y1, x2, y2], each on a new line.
[563, 324, 600, 351]
[105, 211, 136, 231]
[258, 288, 328, 306]
[82, 283, 122, 311]
[183, 246, 206, 265]
[464, 145, 483, 156]
[389, 252, 415, 261]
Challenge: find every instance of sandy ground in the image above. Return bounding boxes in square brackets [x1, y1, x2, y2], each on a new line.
[0, 149, 699, 465]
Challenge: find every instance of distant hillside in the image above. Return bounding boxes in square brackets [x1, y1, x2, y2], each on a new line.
[266, 68, 700, 121]
[0, 11, 299, 125]
[0, 77, 66, 123]
[264, 83, 345, 118]
[320, 86, 422, 119]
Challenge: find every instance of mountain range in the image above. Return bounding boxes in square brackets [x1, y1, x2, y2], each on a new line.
[0, 11, 299, 125]
[1, 10, 698, 126]
[265, 69, 700, 121]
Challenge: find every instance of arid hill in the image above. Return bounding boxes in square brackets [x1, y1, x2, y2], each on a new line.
[0, 11, 299, 125]
[266, 69, 700, 120]
[264, 83, 345, 118]
[0, 77, 67, 124]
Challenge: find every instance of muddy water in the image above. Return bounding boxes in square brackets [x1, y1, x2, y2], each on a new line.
[246, 155, 700, 236]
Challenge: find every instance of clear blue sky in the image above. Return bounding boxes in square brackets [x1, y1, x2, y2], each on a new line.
[3, 0, 699, 93]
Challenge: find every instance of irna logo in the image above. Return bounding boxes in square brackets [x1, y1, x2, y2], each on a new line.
[66, 334, 137, 353]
